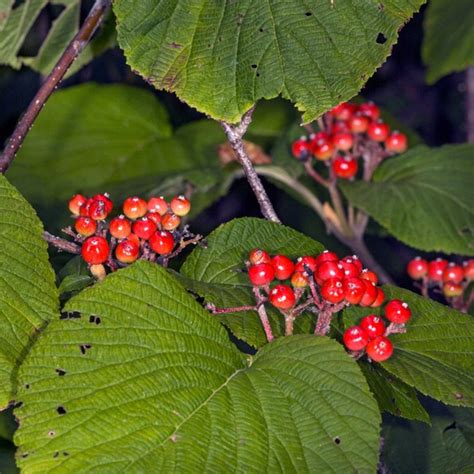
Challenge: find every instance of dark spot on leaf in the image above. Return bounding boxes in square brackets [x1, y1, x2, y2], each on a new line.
[80, 344, 92, 355]
[207, 44, 211, 48]
[89, 315, 101, 325]
[53, 452, 59, 458]
[256, 73, 260, 77]
[25, 384, 30, 389]
[48, 431, 56, 438]
[444, 421, 456, 432]
[305, 11, 312, 16]
[378, 3, 384, 10]
[376, 33, 387, 44]
[455, 392, 464, 400]
[56, 369, 66, 376]
[15, 401, 23, 408]
[60, 312, 81, 320]
[391, 398, 396, 404]
[21, 453, 29, 459]
[251, 64, 257, 69]
[63, 452, 70, 457]
[57, 406, 67, 415]
[259, 27, 264, 33]
[170, 42, 182, 49]
[333, 437, 341, 445]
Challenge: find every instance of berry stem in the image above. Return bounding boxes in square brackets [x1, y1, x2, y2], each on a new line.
[253, 287, 274, 342]
[220, 107, 281, 223]
[43, 231, 81, 254]
[385, 322, 407, 336]
[206, 303, 259, 314]
[0, 0, 111, 174]
[304, 160, 330, 187]
[284, 314, 295, 336]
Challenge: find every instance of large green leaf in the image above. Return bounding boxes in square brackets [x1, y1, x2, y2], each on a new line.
[343, 285, 474, 407]
[422, 0, 474, 84]
[181, 217, 324, 347]
[113, 0, 425, 123]
[0, 176, 58, 409]
[340, 144, 474, 255]
[15, 262, 380, 472]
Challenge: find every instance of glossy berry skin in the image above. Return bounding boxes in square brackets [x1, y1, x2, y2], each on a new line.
[316, 261, 344, 282]
[320, 278, 345, 303]
[81, 236, 109, 265]
[342, 277, 366, 305]
[332, 132, 354, 151]
[291, 138, 311, 160]
[343, 326, 369, 351]
[74, 216, 97, 237]
[332, 156, 358, 179]
[248, 263, 275, 286]
[348, 113, 370, 133]
[146, 212, 162, 225]
[385, 132, 407, 153]
[269, 284, 296, 309]
[371, 288, 385, 308]
[464, 259, 474, 280]
[360, 315, 385, 339]
[79, 198, 94, 217]
[367, 120, 390, 142]
[132, 217, 157, 240]
[109, 216, 131, 239]
[366, 336, 393, 362]
[312, 139, 334, 161]
[359, 102, 380, 121]
[359, 280, 378, 307]
[332, 121, 350, 134]
[149, 230, 174, 255]
[350, 255, 363, 273]
[331, 102, 355, 121]
[443, 264, 464, 284]
[88, 199, 109, 221]
[361, 269, 378, 284]
[428, 258, 448, 281]
[92, 194, 113, 214]
[407, 257, 428, 280]
[315, 250, 339, 266]
[170, 195, 191, 217]
[291, 271, 309, 288]
[385, 299, 411, 324]
[115, 239, 140, 263]
[147, 196, 168, 215]
[271, 255, 295, 280]
[443, 281, 463, 298]
[339, 258, 360, 278]
[162, 213, 181, 231]
[127, 233, 140, 246]
[123, 197, 147, 219]
[249, 249, 271, 265]
[69, 194, 87, 216]
[295, 256, 318, 274]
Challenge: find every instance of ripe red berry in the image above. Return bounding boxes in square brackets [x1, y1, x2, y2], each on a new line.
[249, 249, 271, 265]
[361, 269, 378, 284]
[331, 121, 350, 134]
[146, 212, 162, 225]
[68, 194, 87, 216]
[74, 216, 97, 237]
[312, 135, 334, 161]
[149, 230, 174, 255]
[342, 277, 366, 305]
[147, 196, 168, 215]
[332, 132, 354, 151]
[331, 102, 355, 121]
[320, 278, 345, 303]
[291, 271, 309, 288]
[295, 256, 318, 274]
[385, 299, 411, 324]
[115, 239, 140, 263]
[371, 288, 385, 307]
[162, 213, 181, 231]
[443, 282, 463, 298]
[271, 255, 295, 280]
[366, 336, 393, 362]
[359, 280, 378, 307]
[170, 195, 191, 217]
[428, 258, 448, 281]
[442, 263, 464, 284]
[269, 284, 296, 309]
[360, 315, 385, 339]
[316, 261, 344, 281]
[88, 199, 109, 221]
[315, 250, 339, 266]
[109, 216, 131, 239]
[248, 263, 275, 286]
[343, 326, 369, 351]
[127, 233, 140, 246]
[359, 102, 380, 121]
[92, 194, 113, 213]
[385, 132, 407, 153]
[332, 156, 358, 179]
[79, 198, 94, 217]
[291, 137, 311, 159]
[348, 113, 370, 133]
[367, 120, 390, 142]
[464, 259, 474, 280]
[407, 257, 428, 280]
[81, 236, 109, 265]
[339, 257, 360, 278]
[350, 255, 363, 273]
[132, 217, 157, 240]
[123, 197, 147, 219]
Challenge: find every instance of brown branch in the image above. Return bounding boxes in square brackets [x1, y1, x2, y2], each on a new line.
[0, 0, 111, 174]
[220, 107, 280, 223]
[43, 231, 80, 254]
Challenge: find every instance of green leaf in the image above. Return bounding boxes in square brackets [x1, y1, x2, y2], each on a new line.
[343, 285, 474, 407]
[0, 176, 58, 409]
[0, 0, 14, 32]
[113, 0, 425, 123]
[422, 0, 474, 84]
[340, 144, 474, 255]
[180, 218, 323, 347]
[15, 262, 380, 472]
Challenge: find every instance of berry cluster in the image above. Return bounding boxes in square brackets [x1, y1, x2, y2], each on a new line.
[291, 101, 407, 180]
[407, 256, 474, 311]
[66, 193, 197, 277]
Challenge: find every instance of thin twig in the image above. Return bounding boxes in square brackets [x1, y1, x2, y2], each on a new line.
[43, 231, 80, 254]
[304, 160, 330, 187]
[467, 66, 474, 143]
[0, 0, 111, 173]
[253, 287, 274, 342]
[206, 303, 259, 314]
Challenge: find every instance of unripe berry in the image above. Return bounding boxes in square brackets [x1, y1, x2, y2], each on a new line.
[359, 280, 378, 307]
[332, 156, 358, 179]
[342, 277, 366, 305]
[115, 239, 140, 263]
[348, 113, 370, 133]
[170, 195, 191, 217]
[271, 255, 295, 280]
[132, 217, 157, 240]
[407, 257, 428, 280]
[385, 132, 407, 153]
[371, 288, 385, 308]
[367, 120, 390, 142]
[428, 258, 448, 281]
[291, 271, 309, 288]
[74, 216, 97, 237]
[147, 196, 168, 215]
[442, 263, 464, 284]
[360, 315, 385, 339]
[320, 278, 345, 303]
[123, 197, 147, 219]
[109, 216, 131, 239]
[149, 230, 174, 255]
[359, 102, 380, 121]
[385, 299, 411, 324]
[443, 282, 463, 298]
[68, 194, 87, 216]
[332, 132, 354, 151]
[162, 213, 181, 231]
[366, 336, 393, 362]
[269, 284, 296, 309]
[360, 269, 378, 284]
[343, 326, 369, 351]
[249, 249, 271, 265]
[464, 259, 474, 280]
[81, 236, 109, 265]
[291, 137, 311, 160]
[248, 263, 275, 286]
[316, 261, 344, 282]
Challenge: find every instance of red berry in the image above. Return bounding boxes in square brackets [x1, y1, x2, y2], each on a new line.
[295, 256, 318, 274]
[291, 271, 309, 288]
[385, 299, 411, 324]
[443, 281, 463, 298]
[127, 233, 140, 246]
[88, 199, 109, 221]
[248, 263, 275, 286]
[147, 196, 168, 215]
[371, 288, 385, 308]
[269, 284, 296, 309]
[320, 278, 345, 303]
[132, 217, 157, 240]
[385, 132, 407, 153]
[367, 120, 390, 142]
[149, 230, 174, 255]
[162, 213, 181, 231]
[115, 239, 140, 263]
[343, 326, 369, 351]
[366, 336, 393, 362]
[332, 156, 358, 179]
[361, 269, 378, 284]
[146, 212, 162, 225]
[464, 259, 474, 280]
[68, 194, 87, 216]
[312, 135, 334, 161]
[315, 250, 339, 266]
[92, 194, 113, 213]
[249, 249, 271, 265]
[442, 263, 464, 284]
[316, 261, 344, 281]
[332, 132, 354, 151]
[350, 255, 363, 273]
[428, 258, 448, 282]
[342, 277, 366, 305]
[331, 121, 350, 134]
[339, 257, 360, 278]
[407, 257, 428, 280]
[123, 197, 147, 219]
[271, 255, 295, 280]
[360, 315, 385, 339]
[79, 198, 94, 217]
[291, 137, 311, 160]
[74, 216, 97, 237]
[359, 102, 380, 121]
[348, 113, 370, 133]
[81, 236, 109, 265]
[331, 102, 355, 121]
[359, 280, 378, 307]
[170, 195, 191, 217]
[109, 216, 132, 239]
